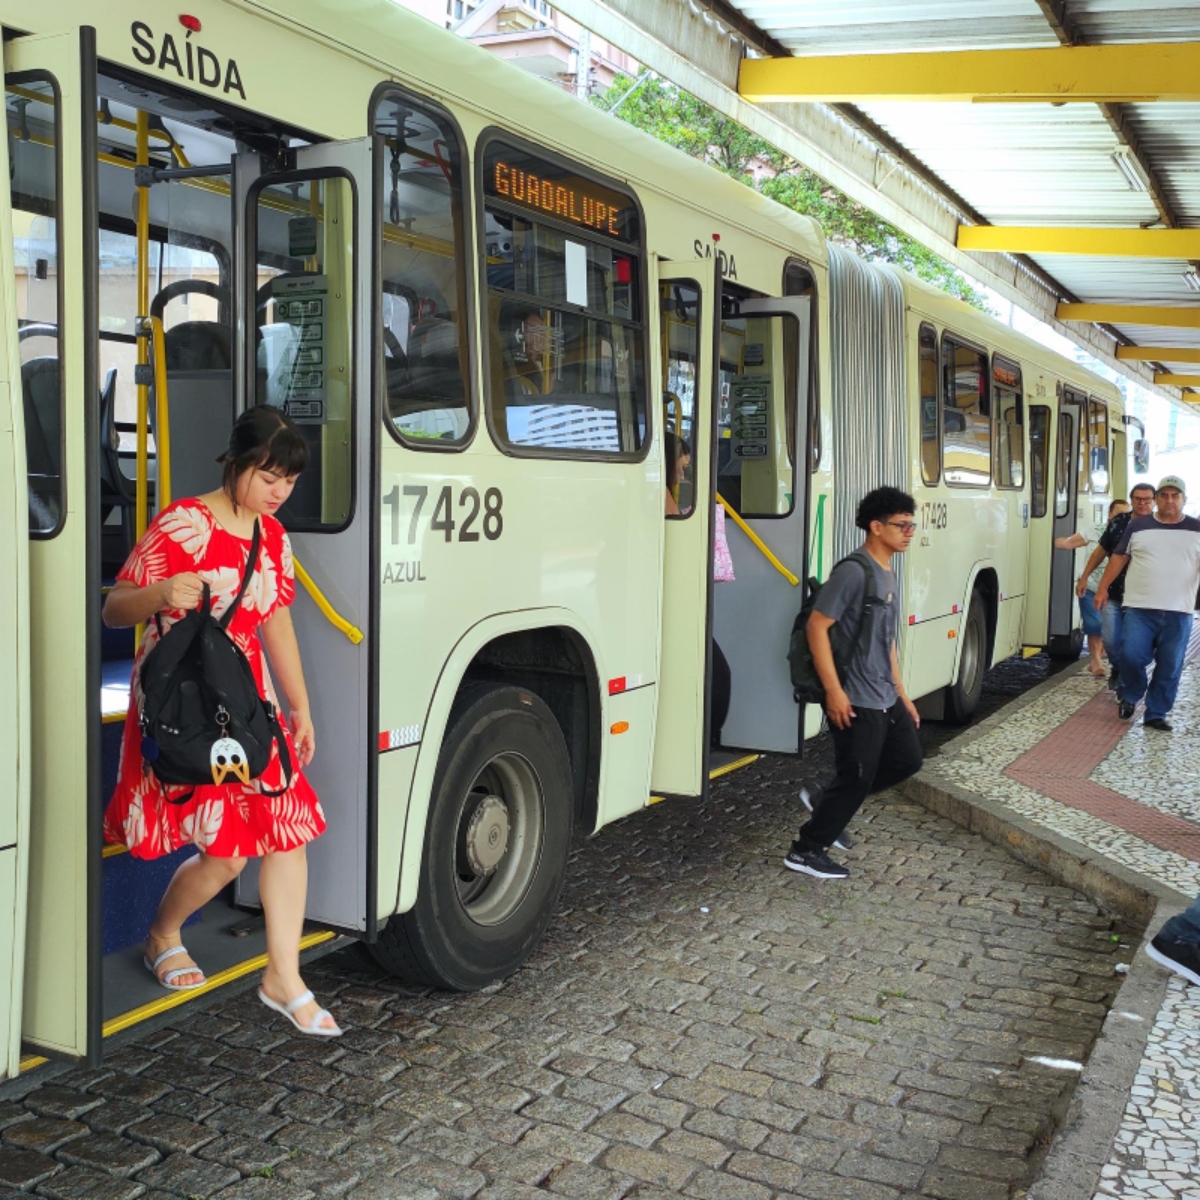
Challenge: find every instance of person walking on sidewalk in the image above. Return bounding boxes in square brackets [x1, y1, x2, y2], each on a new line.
[1094, 475, 1200, 731]
[1146, 900, 1200, 987]
[784, 486, 923, 880]
[1055, 496, 1131, 676]
[1096, 484, 1156, 695]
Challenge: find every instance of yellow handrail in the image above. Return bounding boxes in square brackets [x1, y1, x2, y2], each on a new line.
[716, 492, 800, 587]
[293, 560, 364, 645]
[150, 315, 171, 507]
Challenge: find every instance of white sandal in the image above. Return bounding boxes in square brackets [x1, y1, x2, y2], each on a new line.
[143, 944, 206, 991]
[257, 987, 342, 1038]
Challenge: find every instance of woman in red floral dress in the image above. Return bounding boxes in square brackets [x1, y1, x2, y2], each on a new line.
[104, 406, 339, 1036]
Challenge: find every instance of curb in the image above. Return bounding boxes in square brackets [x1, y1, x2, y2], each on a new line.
[898, 662, 1192, 1200]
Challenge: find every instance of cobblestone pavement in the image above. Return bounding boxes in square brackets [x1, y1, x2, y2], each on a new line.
[1, 738, 1138, 1200]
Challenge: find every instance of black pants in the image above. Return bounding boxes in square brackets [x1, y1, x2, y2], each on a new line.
[796, 699, 923, 852]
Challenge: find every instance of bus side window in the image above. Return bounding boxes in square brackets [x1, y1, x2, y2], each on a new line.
[1088, 398, 1110, 493]
[8, 77, 64, 536]
[661, 281, 700, 518]
[941, 335, 990, 487]
[1029, 405, 1050, 518]
[919, 323, 939, 485]
[374, 90, 472, 447]
[993, 356, 1024, 489]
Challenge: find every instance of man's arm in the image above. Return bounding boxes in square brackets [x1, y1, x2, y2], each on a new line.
[808, 612, 855, 730]
[890, 642, 920, 729]
[1053, 532, 1088, 551]
[1094, 552, 1129, 610]
[1075, 544, 1107, 598]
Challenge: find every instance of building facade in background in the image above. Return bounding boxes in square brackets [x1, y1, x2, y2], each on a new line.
[395, 0, 635, 95]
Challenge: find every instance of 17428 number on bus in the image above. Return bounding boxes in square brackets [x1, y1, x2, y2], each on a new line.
[383, 484, 504, 545]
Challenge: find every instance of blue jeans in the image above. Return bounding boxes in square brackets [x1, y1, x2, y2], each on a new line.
[1079, 590, 1102, 638]
[1119, 608, 1193, 721]
[1101, 601, 1124, 677]
[1160, 896, 1200, 945]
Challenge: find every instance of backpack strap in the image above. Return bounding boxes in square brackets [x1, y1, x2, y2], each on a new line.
[833, 551, 881, 668]
[218, 518, 262, 631]
[255, 701, 295, 798]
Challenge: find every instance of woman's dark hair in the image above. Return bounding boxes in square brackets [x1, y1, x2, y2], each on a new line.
[856, 485, 915, 532]
[218, 405, 309, 511]
[664, 429, 692, 486]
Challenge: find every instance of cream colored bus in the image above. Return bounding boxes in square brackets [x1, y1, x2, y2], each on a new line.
[0, 0, 1126, 1077]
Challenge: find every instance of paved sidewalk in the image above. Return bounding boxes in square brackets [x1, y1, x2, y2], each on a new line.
[912, 642, 1200, 1200]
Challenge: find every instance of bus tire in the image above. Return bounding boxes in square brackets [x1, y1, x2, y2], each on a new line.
[369, 684, 574, 991]
[1047, 626, 1084, 661]
[943, 592, 987, 725]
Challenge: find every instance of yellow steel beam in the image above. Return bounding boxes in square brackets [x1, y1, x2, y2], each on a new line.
[1056, 304, 1200, 328]
[1117, 346, 1200, 364]
[738, 42, 1200, 104]
[958, 226, 1200, 258]
[1153, 373, 1200, 387]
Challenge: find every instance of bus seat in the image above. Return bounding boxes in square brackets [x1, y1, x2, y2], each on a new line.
[99, 366, 137, 556]
[389, 315, 466, 417]
[149, 279, 234, 502]
[21, 354, 61, 528]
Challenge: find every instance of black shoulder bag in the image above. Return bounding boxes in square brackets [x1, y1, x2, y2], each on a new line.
[138, 518, 294, 801]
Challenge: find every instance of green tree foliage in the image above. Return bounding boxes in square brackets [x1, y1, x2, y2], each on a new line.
[597, 75, 988, 310]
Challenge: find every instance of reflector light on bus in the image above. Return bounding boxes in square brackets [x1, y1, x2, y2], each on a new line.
[608, 677, 626, 695]
[179, 14, 202, 32]
[611, 722, 630, 735]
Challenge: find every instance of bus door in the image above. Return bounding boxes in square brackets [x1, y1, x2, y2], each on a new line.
[652, 263, 718, 798]
[1048, 391, 1083, 652]
[5, 28, 101, 1063]
[0, 72, 31, 1081]
[712, 296, 810, 754]
[232, 141, 380, 935]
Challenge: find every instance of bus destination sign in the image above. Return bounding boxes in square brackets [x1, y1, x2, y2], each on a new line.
[484, 143, 638, 244]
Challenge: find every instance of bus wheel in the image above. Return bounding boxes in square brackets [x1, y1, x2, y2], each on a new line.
[944, 593, 987, 725]
[1047, 625, 1084, 661]
[370, 685, 574, 991]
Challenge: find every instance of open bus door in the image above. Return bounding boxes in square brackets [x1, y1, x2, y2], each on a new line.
[5, 28, 101, 1064]
[712, 296, 811, 754]
[651, 262, 719, 799]
[1047, 389, 1084, 658]
[0, 67, 31, 1081]
[232, 140, 381, 935]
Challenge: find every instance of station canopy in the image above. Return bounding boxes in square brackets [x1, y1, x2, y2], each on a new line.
[552, 0, 1200, 409]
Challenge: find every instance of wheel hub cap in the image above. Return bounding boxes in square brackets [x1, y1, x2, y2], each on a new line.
[464, 794, 510, 876]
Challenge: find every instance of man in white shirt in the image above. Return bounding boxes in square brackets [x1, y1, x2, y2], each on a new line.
[1095, 475, 1200, 730]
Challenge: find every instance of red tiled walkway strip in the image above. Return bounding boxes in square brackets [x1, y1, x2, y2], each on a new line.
[1002, 624, 1200, 863]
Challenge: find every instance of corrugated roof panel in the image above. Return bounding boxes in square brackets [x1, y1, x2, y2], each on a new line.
[1070, 0, 1200, 45]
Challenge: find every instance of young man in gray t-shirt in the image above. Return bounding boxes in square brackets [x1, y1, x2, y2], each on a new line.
[785, 486, 924, 879]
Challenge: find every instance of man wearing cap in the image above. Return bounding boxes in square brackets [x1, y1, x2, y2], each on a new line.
[1095, 475, 1200, 731]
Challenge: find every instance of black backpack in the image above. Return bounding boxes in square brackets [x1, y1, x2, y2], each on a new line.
[138, 519, 292, 800]
[787, 551, 879, 706]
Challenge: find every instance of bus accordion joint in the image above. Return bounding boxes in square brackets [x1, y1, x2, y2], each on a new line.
[293, 560, 364, 645]
[715, 493, 800, 587]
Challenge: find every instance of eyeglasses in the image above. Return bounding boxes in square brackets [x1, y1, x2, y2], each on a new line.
[886, 521, 917, 534]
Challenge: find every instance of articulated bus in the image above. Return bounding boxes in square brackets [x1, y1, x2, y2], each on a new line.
[0, 0, 1125, 1076]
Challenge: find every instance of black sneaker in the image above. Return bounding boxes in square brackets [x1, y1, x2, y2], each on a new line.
[1107, 666, 1120, 692]
[1144, 717, 1173, 732]
[1118, 701, 1135, 720]
[1146, 935, 1200, 986]
[783, 848, 849, 879]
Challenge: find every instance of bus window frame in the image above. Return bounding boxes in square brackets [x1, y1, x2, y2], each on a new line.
[475, 126, 652, 465]
[661, 275, 702, 522]
[782, 257, 820, 475]
[9, 69, 67, 540]
[1088, 395, 1110, 493]
[244, 164, 359, 535]
[918, 321, 940, 487]
[991, 353, 1024, 492]
[368, 81, 478, 454]
[1029, 403, 1050, 519]
[940, 329, 991, 489]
